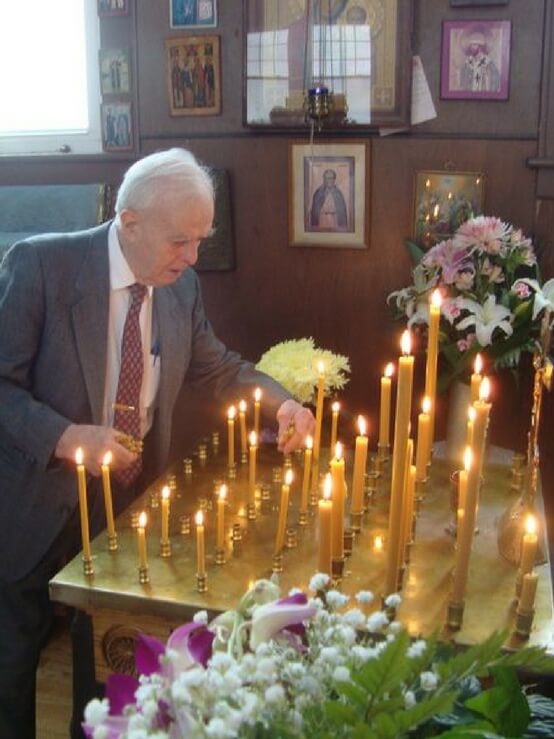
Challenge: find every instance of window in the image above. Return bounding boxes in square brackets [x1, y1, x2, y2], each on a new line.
[0, 0, 102, 155]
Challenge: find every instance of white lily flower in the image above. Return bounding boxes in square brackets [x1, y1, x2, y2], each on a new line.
[456, 294, 513, 346]
[514, 278, 554, 319]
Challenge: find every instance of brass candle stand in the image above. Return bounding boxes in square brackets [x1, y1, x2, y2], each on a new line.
[272, 552, 283, 573]
[196, 573, 207, 593]
[215, 547, 226, 565]
[350, 511, 363, 534]
[82, 556, 94, 577]
[446, 600, 465, 631]
[343, 529, 354, 557]
[298, 509, 308, 527]
[160, 540, 172, 558]
[515, 606, 535, 639]
[180, 514, 191, 535]
[246, 502, 257, 521]
[107, 533, 118, 552]
[138, 565, 149, 585]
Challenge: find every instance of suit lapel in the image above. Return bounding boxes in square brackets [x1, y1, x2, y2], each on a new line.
[71, 224, 110, 425]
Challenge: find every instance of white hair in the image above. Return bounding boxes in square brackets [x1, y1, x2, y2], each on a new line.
[115, 148, 214, 214]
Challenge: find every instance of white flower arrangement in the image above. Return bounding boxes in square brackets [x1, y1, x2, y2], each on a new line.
[255, 338, 350, 404]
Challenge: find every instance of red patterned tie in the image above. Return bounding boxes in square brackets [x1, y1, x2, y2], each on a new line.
[113, 283, 147, 486]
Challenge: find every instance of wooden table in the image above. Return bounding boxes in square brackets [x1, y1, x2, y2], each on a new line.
[50, 439, 554, 680]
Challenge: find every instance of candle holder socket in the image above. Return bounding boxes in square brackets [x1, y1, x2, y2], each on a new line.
[232, 523, 242, 543]
[511, 452, 526, 472]
[107, 533, 118, 552]
[199, 496, 208, 511]
[180, 514, 191, 535]
[285, 527, 297, 549]
[82, 557, 94, 577]
[510, 469, 525, 493]
[298, 509, 308, 527]
[183, 458, 193, 476]
[350, 511, 363, 534]
[227, 463, 237, 480]
[160, 540, 172, 558]
[415, 479, 427, 508]
[197, 442, 208, 457]
[377, 443, 390, 463]
[272, 466, 282, 483]
[246, 502, 257, 521]
[331, 557, 345, 582]
[149, 491, 159, 509]
[514, 607, 535, 638]
[211, 431, 220, 451]
[283, 454, 292, 470]
[167, 474, 177, 491]
[196, 573, 208, 593]
[215, 547, 226, 565]
[309, 491, 319, 508]
[261, 484, 271, 502]
[138, 565, 149, 585]
[130, 510, 140, 528]
[272, 552, 283, 573]
[241, 451, 248, 465]
[343, 528, 354, 557]
[446, 600, 465, 631]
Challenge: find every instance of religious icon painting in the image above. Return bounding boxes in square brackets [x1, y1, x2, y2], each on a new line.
[170, 0, 217, 29]
[165, 35, 221, 116]
[440, 19, 512, 100]
[288, 141, 370, 249]
[99, 49, 131, 96]
[101, 102, 133, 152]
[97, 0, 129, 17]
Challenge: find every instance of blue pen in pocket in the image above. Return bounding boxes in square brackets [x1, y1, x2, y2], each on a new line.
[151, 339, 160, 367]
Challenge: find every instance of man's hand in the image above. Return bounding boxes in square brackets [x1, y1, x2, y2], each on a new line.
[55, 424, 138, 476]
[276, 399, 316, 454]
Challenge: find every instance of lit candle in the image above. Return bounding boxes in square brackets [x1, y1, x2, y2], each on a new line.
[330, 401, 340, 451]
[227, 405, 236, 467]
[101, 451, 116, 540]
[137, 511, 148, 570]
[161, 485, 170, 545]
[385, 331, 414, 595]
[415, 397, 431, 481]
[403, 462, 417, 559]
[470, 353, 483, 404]
[318, 474, 333, 575]
[312, 362, 325, 484]
[374, 534, 384, 551]
[466, 406, 476, 448]
[330, 442, 346, 561]
[472, 378, 492, 481]
[217, 484, 227, 550]
[238, 400, 248, 458]
[274, 469, 293, 554]
[424, 289, 442, 444]
[253, 387, 262, 439]
[378, 362, 394, 449]
[519, 514, 538, 578]
[248, 431, 257, 507]
[195, 510, 206, 577]
[451, 448, 472, 603]
[75, 448, 91, 561]
[351, 416, 368, 515]
[399, 439, 414, 558]
[300, 435, 313, 514]
[519, 571, 539, 613]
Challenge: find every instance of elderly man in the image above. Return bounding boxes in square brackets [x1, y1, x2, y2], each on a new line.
[0, 148, 314, 738]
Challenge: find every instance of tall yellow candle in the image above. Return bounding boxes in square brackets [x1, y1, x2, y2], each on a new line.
[75, 448, 91, 561]
[466, 406, 476, 449]
[217, 484, 227, 550]
[385, 330, 414, 595]
[238, 400, 248, 458]
[248, 431, 257, 506]
[470, 353, 483, 404]
[253, 387, 262, 439]
[330, 401, 340, 451]
[331, 442, 346, 560]
[378, 363, 394, 448]
[195, 510, 206, 577]
[160, 485, 170, 545]
[227, 405, 236, 467]
[351, 416, 368, 514]
[451, 450, 472, 603]
[137, 511, 148, 569]
[472, 378, 492, 481]
[519, 514, 538, 577]
[101, 451, 116, 539]
[275, 469, 293, 554]
[300, 435, 313, 514]
[415, 397, 431, 481]
[318, 474, 333, 575]
[312, 362, 325, 483]
[399, 439, 414, 558]
[403, 462, 417, 558]
[519, 571, 539, 613]
[424, 289, 442, 443]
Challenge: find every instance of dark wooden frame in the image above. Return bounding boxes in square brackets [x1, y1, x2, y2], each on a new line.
[97, 0, 129, 17]
[165, 35, 221, 116]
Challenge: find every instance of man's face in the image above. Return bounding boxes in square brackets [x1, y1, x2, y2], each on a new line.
[119, 192, 214, 287]
[323, 172, 336, 188]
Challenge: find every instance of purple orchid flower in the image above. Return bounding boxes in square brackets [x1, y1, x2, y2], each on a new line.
[165, 621, 215, 677]
[82, 674, 138, 739]
[249, 592, 316, 650]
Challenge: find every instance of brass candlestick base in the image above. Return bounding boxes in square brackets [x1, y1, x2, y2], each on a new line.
[160, 540, 172, 558]
[350, 511, 363, 533]
[497, 496, 546, 566]
[180, 514, 191, 535]
[285, 527, 297, 549]
[82, 557, 94, 577]
[232, 523, 242, 543]
[241, 452, 247, 465]
[211, 431, 220, 454]
[227, 464, 237, 480]
[272, 552, 283, 573]
[196, 573, 208, 593]
[149, 490, 159, 509]
[199, 496, 208, 511]
[247, 502, 257, 521]
[298, 509, 308, 527]
[309, 491, 319, 508]
[283, 454, 292, 470]
[344, 529, 354, 557]
[215, 547, 226, 565]
[272, 466, 282, 483]
[377, 443, 390, 463]
[415, 480, 427, 511]
[515, 607, 535, 638]
[446, 600, 465, 630]
[183, 458, 193, 476]
[331, 557, 344, 582]
[130, 511, 139, 528]
[107, 534, 118, 552]
[138, 565, 149, 585]
[370, 455, 383, 477]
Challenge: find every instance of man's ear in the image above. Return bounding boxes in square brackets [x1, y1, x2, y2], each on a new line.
[118, 208, 140, 239]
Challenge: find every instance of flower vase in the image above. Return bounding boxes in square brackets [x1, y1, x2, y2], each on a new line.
[444, 380, 471, 467]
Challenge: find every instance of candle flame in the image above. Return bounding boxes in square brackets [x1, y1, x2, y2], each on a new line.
[249, 431, 257, 447]
[384, 362, 394, 378]
[357, 415, 367, 436]
[433, 204, 440, 217]
[254, 387, 262, 402]
[332, 401, 340, 412]
[195, 510, 204, 526]
[334, 441, 343, 460]
[422, 396, 431, 415]
[431, 289, 442, 308]
[285, 469, 294, 485]
[468, 406, 476, 422]
[525, 514, 537, 536]
[102, 450, 112, 466]
[227, 405, 236, 420]
[219, 484, 227, 500]
[479, 377, 491, 401]
[401, 330, 411, 356]
[138, 511, 147, 528]
[425, 178, 431, 188]
[323, 473, 332, 499]
[239, 399, 247, 412]
[161, 485, 170, 501]
[305, 435, 313, 450]
[464, 446, 472, 472]
[374, 535, 384, 551]
[317, 361, 325, 375]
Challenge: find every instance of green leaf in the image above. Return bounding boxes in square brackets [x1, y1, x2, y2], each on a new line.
[436, 631, 507, 684]
[322, 699, 358, 726]
[335, 680, 369, 708]
[405, 240, 426, 266]
[465, 667, 530, 736]
[435, 720, 504, 738]
[353, 630, 411, 699]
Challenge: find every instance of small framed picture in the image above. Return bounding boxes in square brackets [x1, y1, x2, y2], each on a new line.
[170, 0, 217, 28]
[413, 170, 485, 249]
[99, 49, 131, 96]
[101, 102, 133, 151]
[165, 35, 221, 116]
[441, 19, 511, 100]
[289, 141, 370, 249]
[97, 0, 129, 17]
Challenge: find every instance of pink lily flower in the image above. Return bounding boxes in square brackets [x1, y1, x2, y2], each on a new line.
[249, 592, 317, 650]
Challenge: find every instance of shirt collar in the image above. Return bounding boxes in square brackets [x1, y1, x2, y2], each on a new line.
[108, 221, 153, 297]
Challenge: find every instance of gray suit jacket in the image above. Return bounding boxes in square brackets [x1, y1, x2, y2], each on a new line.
[0, 222, 290, 582]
